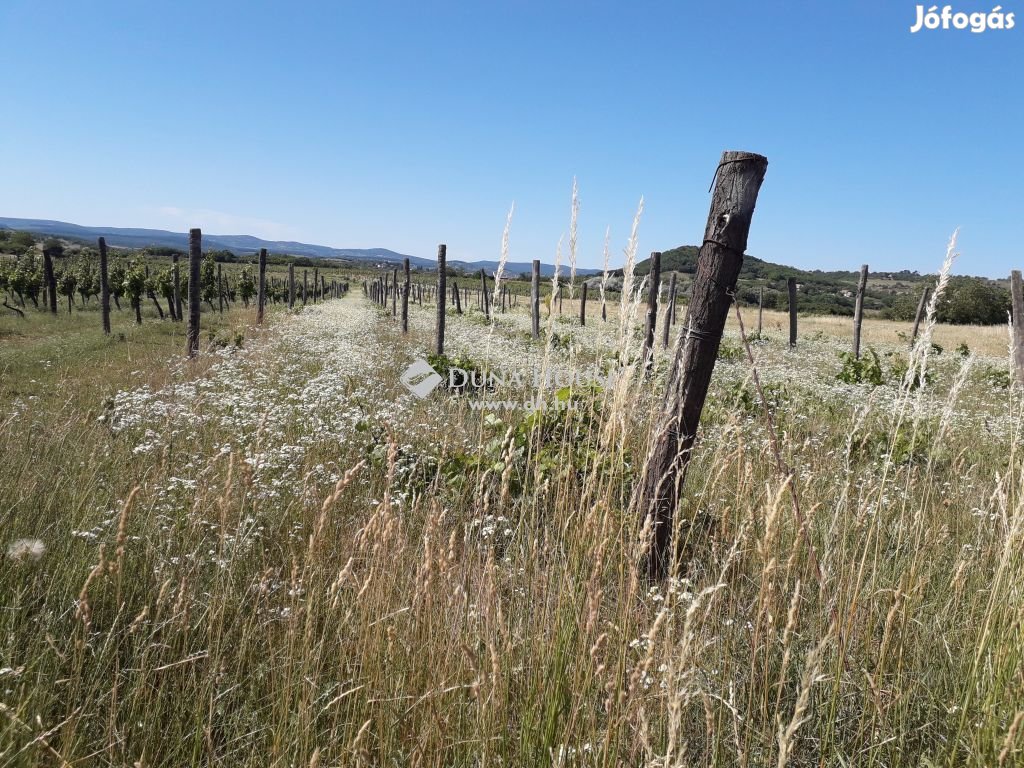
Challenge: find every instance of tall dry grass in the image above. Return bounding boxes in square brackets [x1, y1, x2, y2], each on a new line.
[1, 232, 1022, 767]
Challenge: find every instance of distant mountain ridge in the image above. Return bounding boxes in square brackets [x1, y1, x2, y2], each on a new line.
[0, 217, 601, 277]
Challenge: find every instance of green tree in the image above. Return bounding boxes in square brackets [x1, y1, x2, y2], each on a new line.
[108, 261, 126, 310]
[57, 267, 77, 314]
[201, 254, 218, 308]
[238, 268, 256, 307]
[936, 277, 1009, 325]
[123, 259, 147, 324]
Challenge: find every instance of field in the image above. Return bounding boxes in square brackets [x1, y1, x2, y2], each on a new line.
[1, 268, 1022, 767]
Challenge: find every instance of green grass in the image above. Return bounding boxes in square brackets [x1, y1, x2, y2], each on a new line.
[1, 290, 1022, 767]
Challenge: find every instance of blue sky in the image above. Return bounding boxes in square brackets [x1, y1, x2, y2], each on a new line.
[1, 1, 1020, 276]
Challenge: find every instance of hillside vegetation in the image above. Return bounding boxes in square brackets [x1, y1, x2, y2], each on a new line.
[629, 244, 1012, 324]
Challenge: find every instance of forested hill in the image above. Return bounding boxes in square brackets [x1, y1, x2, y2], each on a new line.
[626, 245, 1010, 324]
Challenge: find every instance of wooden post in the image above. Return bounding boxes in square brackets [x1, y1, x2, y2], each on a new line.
[852, 264, 868, 359]
[662, 272, 676, 348]
[635, 151, 767, 580]
[757, 286, 763, 336]
[99, 237, 111, 334]
[401, 258, 410, 333]
[788, 278, 797, 348]
[313, 268, 320, 304]
[173, 251, 183, 322]
[480, 269, 490, 320]
[580, 282, 588, 326]
[531, 260, 541, 339]
[1012, 271, 1024, 385]
[256, 248, 268, 324]
[42, 247, 58, 314]
[187, 228, 202, 357]
[435, 244, 447, 355]
[217, 263, 224, 314]
[642, 252, 662, 373]
[453, 281, 462, 314]
[910, 286, 928, 344]
[392, 267, 398, 316]
[303, 270, 308, 305]
[288, 263, 295, 309]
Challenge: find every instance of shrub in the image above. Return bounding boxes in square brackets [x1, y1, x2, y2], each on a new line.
[837, 348, 884, 386]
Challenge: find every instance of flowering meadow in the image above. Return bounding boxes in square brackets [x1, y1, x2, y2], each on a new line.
[2, 258, 1023, 766]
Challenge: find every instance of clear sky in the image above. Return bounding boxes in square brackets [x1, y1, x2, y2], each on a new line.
[1, 1, 1020, 276]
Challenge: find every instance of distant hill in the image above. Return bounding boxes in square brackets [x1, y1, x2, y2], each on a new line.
[0, 217, 600, 278]
[624, 245, 948, 317]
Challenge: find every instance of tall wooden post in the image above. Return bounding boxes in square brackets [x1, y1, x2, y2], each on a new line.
[635, 151, 767, 580]
[401, 258, 410, 333]
[218, 263, 225, 314]
[453, 281, 462, 314]
[288, 263, 296, 309]
[788, 278, 797, 348]
[392, 267, 398, 316]
[531, 259, 541, 339]
[662, 272, 676, 348]
[256, 248, 268, 324]
[313, 268, 320, 304]
[480, 269, 490, 320]
[42, 247, 58, 314]
[303, 270, 308, 305]
[1012, 271, 1024, 385]
[852, 264, 868, 359]
[580, 282, 588, 326]
[435, 244, 447, 355]
[910, 286, 928, 344]
[99, 237, 111, 334]
[642, 252, 662, 373]
[173, 251, 183, 322]
[187, 228, 202, 357]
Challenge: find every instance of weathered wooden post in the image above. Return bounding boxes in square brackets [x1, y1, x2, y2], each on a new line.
[187, 228, 202, 357]
[642, 252, 662, 373]
[99, 237, 111, 334]
[435, 244, 447, 355]
[401, 258, 410, 333]
[173, 251, 183, 321]
[1012, 270, 1024, 385]
[852, 264, 868, 359]
[42, 246, 58, 314]
[453, 281, 463, 314]
[480, 269, 491, 320]
[531, 259, 541, 339]
[303, 270, 308, 305]
[288, 263, 296, 309]
[757, 286, 763, 336]
[635, 151, 767, 580]
[788, 278, 797, 348]
[217, 263, 225, 314]
[313, 267, 320, 304]
[256, 248, 268, 325]
[580, 282, 588, 326]
[392, 267, 398, 316]
[662, 272, 676, 348]
[910, 286, 929, 344]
